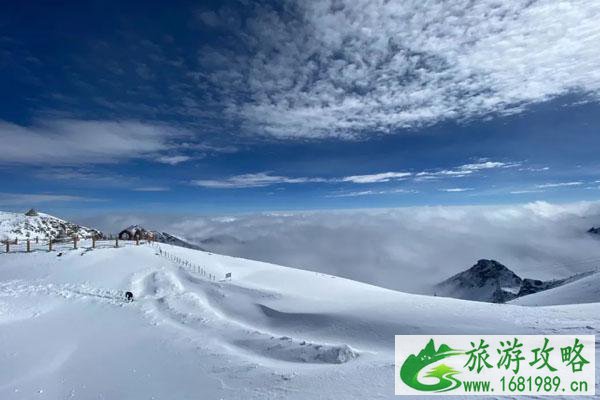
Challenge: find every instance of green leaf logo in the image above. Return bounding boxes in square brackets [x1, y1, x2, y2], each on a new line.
[400, 339, 464, 392]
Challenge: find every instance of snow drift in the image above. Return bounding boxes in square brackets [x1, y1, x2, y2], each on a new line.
[0, 240, 598, 399]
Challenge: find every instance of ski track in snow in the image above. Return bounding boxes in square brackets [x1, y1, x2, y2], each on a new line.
[0, 280, 128, 305]
[0, 266, 359, 366]
[133, 267, 359, 365]
[0, 243, 598, 399]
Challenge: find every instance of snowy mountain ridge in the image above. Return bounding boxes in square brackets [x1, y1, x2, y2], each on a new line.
[151, 231, 205, 250]
[511, 270, 600, 306]
[0, 210, 204, 252]
[0, 210, 102, 241]
[434, 259, 595, 303]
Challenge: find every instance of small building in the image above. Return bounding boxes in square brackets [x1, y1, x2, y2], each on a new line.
[118, 225, 148, 240]
[25, 208, 39, 217]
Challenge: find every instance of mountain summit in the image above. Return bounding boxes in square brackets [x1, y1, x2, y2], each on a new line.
[435, 259, 596, 303]
[435, 259, 522, 303]
[0, 210, 102, 241]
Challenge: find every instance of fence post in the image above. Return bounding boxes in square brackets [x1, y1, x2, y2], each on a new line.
[49, 239, 53, 252]
[73, 236, 78, 249]
[136, 237, 140, 246]
[36, 236, 39, 244]
[4, 240, 8, 253]
[26, 239, 31, 253]
[115, 238, 119, 248]
[92, 236, 96, 249]
[14, 238, 18, 245]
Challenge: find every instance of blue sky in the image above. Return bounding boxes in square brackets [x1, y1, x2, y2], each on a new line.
[1, 0, 600, 217]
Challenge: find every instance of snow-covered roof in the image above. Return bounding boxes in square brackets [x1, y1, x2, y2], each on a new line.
[25, 208, 39, 217]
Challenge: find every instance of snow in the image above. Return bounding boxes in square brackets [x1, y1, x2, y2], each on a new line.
[0, 211, 100, 241]
[511, 271, 600, 306]
[0, 241, 599, 399]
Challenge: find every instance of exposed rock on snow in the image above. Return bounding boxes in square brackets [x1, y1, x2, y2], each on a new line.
[511, 270, 600, 306]
[588, 226, 600, 235]
[435, 259, 594, 303]
[518, 278, 564, 297]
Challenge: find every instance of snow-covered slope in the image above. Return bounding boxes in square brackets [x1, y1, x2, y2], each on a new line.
[150, 231, 204, 250]
[511, 271, 600, 306]
[0, 211, 102, 241]
[0, 243, 598, 399]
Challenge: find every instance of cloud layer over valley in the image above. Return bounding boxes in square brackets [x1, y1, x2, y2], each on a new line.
[82, 201, 600, 293]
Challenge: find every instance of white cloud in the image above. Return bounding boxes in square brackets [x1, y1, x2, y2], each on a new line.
[342, 171, 411, 184]
[510, 189, 545, 195]
[192, 171, 413, 189]
[459, 161, 519, 171]
[132, 187, 170, 192]
[415, 170, 471, 180]
[156, 155, 192, 165]
[414, 160, 519, 181]
[0, 119, 188, 165]
[536, 181, 583, 189]
[519, 166, 551, 172]
[35, 168, 137, 187]
[200, 0, 600, 138]
[195, 10, 220, 27]
[192, 172, 328, 189]
[192, 159, 522, 189]
[439, 188, 473, 192]
[0, 192, 100, 205]
[101, 201, 600, 292]
[178, 142, 238, 154]
[327, 188, 417, 197]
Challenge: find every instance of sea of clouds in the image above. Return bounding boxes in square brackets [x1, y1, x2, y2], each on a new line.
[81, 201, 600, 293]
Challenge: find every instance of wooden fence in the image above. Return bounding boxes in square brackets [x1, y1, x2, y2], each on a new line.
[1, 235, 153, 253]
[155, 244, 219, 281]
[1, 237, 230, 281]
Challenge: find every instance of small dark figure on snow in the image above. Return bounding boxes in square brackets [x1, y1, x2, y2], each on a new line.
[125, 291, 134, 302]
[57, 252, 63, 257]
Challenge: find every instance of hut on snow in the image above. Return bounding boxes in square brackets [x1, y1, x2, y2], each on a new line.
[118, 225, 149, 241]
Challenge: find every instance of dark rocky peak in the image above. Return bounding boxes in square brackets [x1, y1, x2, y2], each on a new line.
[436, 258, 596, 304]
[450, 259, 522, 288]
[434, 259, 522, 303]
